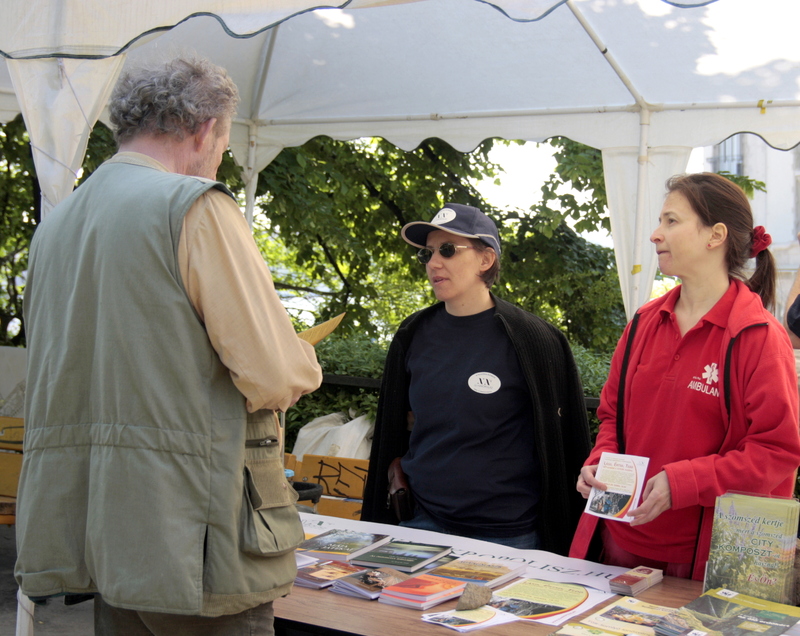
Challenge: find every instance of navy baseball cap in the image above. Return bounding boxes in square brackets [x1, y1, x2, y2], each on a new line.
[401, 203, 501, 255]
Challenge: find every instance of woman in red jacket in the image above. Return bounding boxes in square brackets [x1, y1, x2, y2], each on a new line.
[571, 172, 800, 579]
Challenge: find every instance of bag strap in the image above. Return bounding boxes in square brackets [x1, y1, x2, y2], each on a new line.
[616, 312, 641, 455]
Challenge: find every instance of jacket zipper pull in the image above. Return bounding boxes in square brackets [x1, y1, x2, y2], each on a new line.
[245, 436, 279, 448]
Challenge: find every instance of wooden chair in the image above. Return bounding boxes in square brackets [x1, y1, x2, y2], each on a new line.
[0, 416, 34, 635]
[0, 416, 23, 525]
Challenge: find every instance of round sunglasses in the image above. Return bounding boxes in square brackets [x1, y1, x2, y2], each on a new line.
[416, 242, 474, 264]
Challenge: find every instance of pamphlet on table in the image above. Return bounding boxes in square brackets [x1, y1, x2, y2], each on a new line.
[488, 578, 613, 626]
[422, 606, 521, 632]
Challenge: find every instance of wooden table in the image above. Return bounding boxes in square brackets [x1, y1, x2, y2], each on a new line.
[274, 574, 704, 636]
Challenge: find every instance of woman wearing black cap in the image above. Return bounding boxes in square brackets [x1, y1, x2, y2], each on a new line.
[361, 203, 592, 554]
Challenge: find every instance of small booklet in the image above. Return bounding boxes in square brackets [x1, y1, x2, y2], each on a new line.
[297, 528, 392, 562]
[654, 587, 800, 636]
[330, 567, 410, 600]
[294, 560, 367, 589]
[350, 539, 452, 572]
[379, 573, 466, 610]
[609, 566, 663, 596]
[426, 557, 527, 588]
[585, 452, 649, 522]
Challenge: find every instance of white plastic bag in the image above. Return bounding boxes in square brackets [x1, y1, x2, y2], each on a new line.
[292, 412, 374, 460]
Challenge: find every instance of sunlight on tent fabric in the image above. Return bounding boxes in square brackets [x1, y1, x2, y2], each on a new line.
[636, 0, 672, 19]
[316, 9, 356, 29]
[697, 1, 800, 76]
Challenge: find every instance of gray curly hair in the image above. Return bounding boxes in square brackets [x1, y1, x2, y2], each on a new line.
[109, 56, 239, 144]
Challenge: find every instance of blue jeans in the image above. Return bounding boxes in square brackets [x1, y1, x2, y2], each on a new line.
[399, 506, 541, 550]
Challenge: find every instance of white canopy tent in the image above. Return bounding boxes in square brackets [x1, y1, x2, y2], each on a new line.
[2, 0, 800, 319]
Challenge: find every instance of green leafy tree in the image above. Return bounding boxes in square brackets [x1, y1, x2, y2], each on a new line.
[249, 136, 624, 348]
[0, 115, 38, 346]
[249, 137, 504, 339]
[0, 124, 624, 354]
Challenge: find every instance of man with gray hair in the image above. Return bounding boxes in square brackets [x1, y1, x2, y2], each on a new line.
[15, 56, 322, 635]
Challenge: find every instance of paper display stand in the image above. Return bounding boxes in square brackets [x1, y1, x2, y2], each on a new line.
[291, 454, 369, 520]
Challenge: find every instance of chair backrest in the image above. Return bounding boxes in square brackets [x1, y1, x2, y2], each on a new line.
[0, 416, 23, 522]
[0, 416, 23, 452]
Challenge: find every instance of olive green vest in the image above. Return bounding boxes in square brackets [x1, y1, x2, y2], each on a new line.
[17, 156, 301, 616]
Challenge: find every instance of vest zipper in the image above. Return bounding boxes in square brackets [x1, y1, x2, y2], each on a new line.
[245, 436, 279, 448]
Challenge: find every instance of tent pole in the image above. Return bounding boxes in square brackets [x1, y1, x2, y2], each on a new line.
[244, 122, 258, 228]
[631, 107, 651, 317]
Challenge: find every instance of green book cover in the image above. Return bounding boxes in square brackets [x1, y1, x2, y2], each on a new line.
[298, 528, 391, 561]
[657, 587, 800, 636]
[350, 540, 452, 572]
[704, 493, 799, 604]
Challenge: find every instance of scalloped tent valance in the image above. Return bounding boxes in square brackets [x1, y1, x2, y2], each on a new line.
[2, 0, 799, 317]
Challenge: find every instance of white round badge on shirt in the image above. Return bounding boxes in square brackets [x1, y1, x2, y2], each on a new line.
[468, 372, 501, 394]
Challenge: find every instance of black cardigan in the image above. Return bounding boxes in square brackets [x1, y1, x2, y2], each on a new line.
[361, 296, 592, 556]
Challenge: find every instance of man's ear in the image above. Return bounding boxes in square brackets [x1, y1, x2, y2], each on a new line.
[194, 118, 218, 150]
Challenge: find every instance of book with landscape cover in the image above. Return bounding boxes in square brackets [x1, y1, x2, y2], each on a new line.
[350, 540, 452, 572]
[379, 573, 466, 610]
[294, 560, 367, 589]
[654, 587, 800, 636]
[330, 567, 410, 600]
[426, 556, 527, 588]
[297, 528, 392, 562]
[581, 596, 675, 636]
[704, 493, 800, 604]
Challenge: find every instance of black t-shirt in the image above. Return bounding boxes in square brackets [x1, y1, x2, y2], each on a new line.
[787, 295, 800, 338]
[402, 306, 539, 537]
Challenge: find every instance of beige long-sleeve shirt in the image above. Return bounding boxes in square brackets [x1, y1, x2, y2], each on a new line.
[111, 153, 322, 412]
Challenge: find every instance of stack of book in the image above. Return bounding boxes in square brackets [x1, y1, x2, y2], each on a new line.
[330, 567, 410, 600]
[350, 539, 452, 572]
[654, 588, 800, 636]
[297, 528, 391, 562]
[609, 566, 663, 596]
[378, 573, 467, 610]
[426, 557, 527, 588]
[294, 561, 367, 589]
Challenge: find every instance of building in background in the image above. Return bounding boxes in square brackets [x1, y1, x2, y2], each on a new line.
[702, 134, 800, 321]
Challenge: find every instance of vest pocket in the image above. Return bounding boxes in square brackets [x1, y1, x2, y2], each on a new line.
[245, 457, 298, 509]
[240, 457, 303, 556]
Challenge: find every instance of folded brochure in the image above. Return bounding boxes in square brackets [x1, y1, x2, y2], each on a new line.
[585, 452, 650, 522]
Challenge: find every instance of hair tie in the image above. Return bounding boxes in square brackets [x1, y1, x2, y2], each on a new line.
[750, 226, 772, 258]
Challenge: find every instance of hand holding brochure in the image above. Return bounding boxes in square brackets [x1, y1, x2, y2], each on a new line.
[585, 452, 649, 523]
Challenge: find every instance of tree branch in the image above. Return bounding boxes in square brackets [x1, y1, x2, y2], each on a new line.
[315, 234, 352, 294]
[273, 281, 338, 297]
